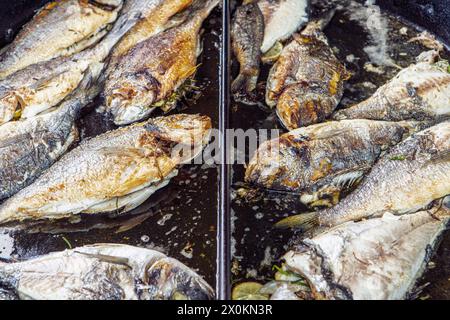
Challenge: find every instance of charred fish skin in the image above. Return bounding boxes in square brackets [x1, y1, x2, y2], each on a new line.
[246, 119, 417, 206]
[258, 0, 309, 53]
[0, 69, 99, 201]
[0, 0, 123, 79]
[231, 1, 264, 102]
[0, 0, 149, 126]
[104, 0, 220, 126]
[320, 120, 450, 227]
[0, 244, 214, 300]
[0, 114, 211, 225]
[105, 0, 194, 76]
[282, 205, 450, 300]
[266, 16, 350, 130]
[333, 51, 450, 122]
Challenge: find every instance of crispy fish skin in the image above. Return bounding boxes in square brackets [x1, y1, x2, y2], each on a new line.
[246, 119, 417, 206]
[231, 2, 264, 100]
[0, 114, 211, 225]
[333, 51, 450, 122]
[0, 244, 214, 300]
[281, 205, 450, 300]
[0, 69, 99, 200]
[104, 0, 220, 125]
[258, 0, 309, 53]
[0, 0, 156, 126]
[277, 121, 450, 229]
[266, 20, 349, 130]
[0, 0, 123, 79]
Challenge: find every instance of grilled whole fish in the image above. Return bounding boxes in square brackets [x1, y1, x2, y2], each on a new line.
[0, 114, 211, 225]
[333, 50, 450, 122]
[0, 69, 99, 201]
[0, 0, 123, 79]
[0, 0, 155, 126]
[258, 0, 309, 53]
[0, 244, 214, 300]
[266, 16, 350, 130]
[246, 119, 418, 207]
[276, 121, 450, 229]
[279, 204, 450, 300]
[103, 0, 219, 125]
[231, 1, 264, 101]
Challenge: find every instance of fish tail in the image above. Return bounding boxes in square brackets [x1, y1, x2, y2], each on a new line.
[274, 212, 319, 231]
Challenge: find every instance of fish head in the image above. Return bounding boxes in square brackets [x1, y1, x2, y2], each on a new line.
[143, 114, 212, 164]
[141, 258, 214, 300]
[106, 71, 161, 125]
[0, 287, 18, 300]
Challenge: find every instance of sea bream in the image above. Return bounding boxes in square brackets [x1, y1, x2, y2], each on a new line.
[0, 0, 162, 126]
[333, 50, 450, 122]
[276, 120, 450, 229]
[0, 69, 99, 201]
[257, 0, 309, 53]
[246, 119, 419, 207]
[277, 202, 450, 300]
[103, 0, 220, 125]
[0, 0, 123, 79]
[230, 1, 264, 101]
[0, 114, 211, 225]
[0, 244, 214, 300]
[266, 13, 350, 130]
